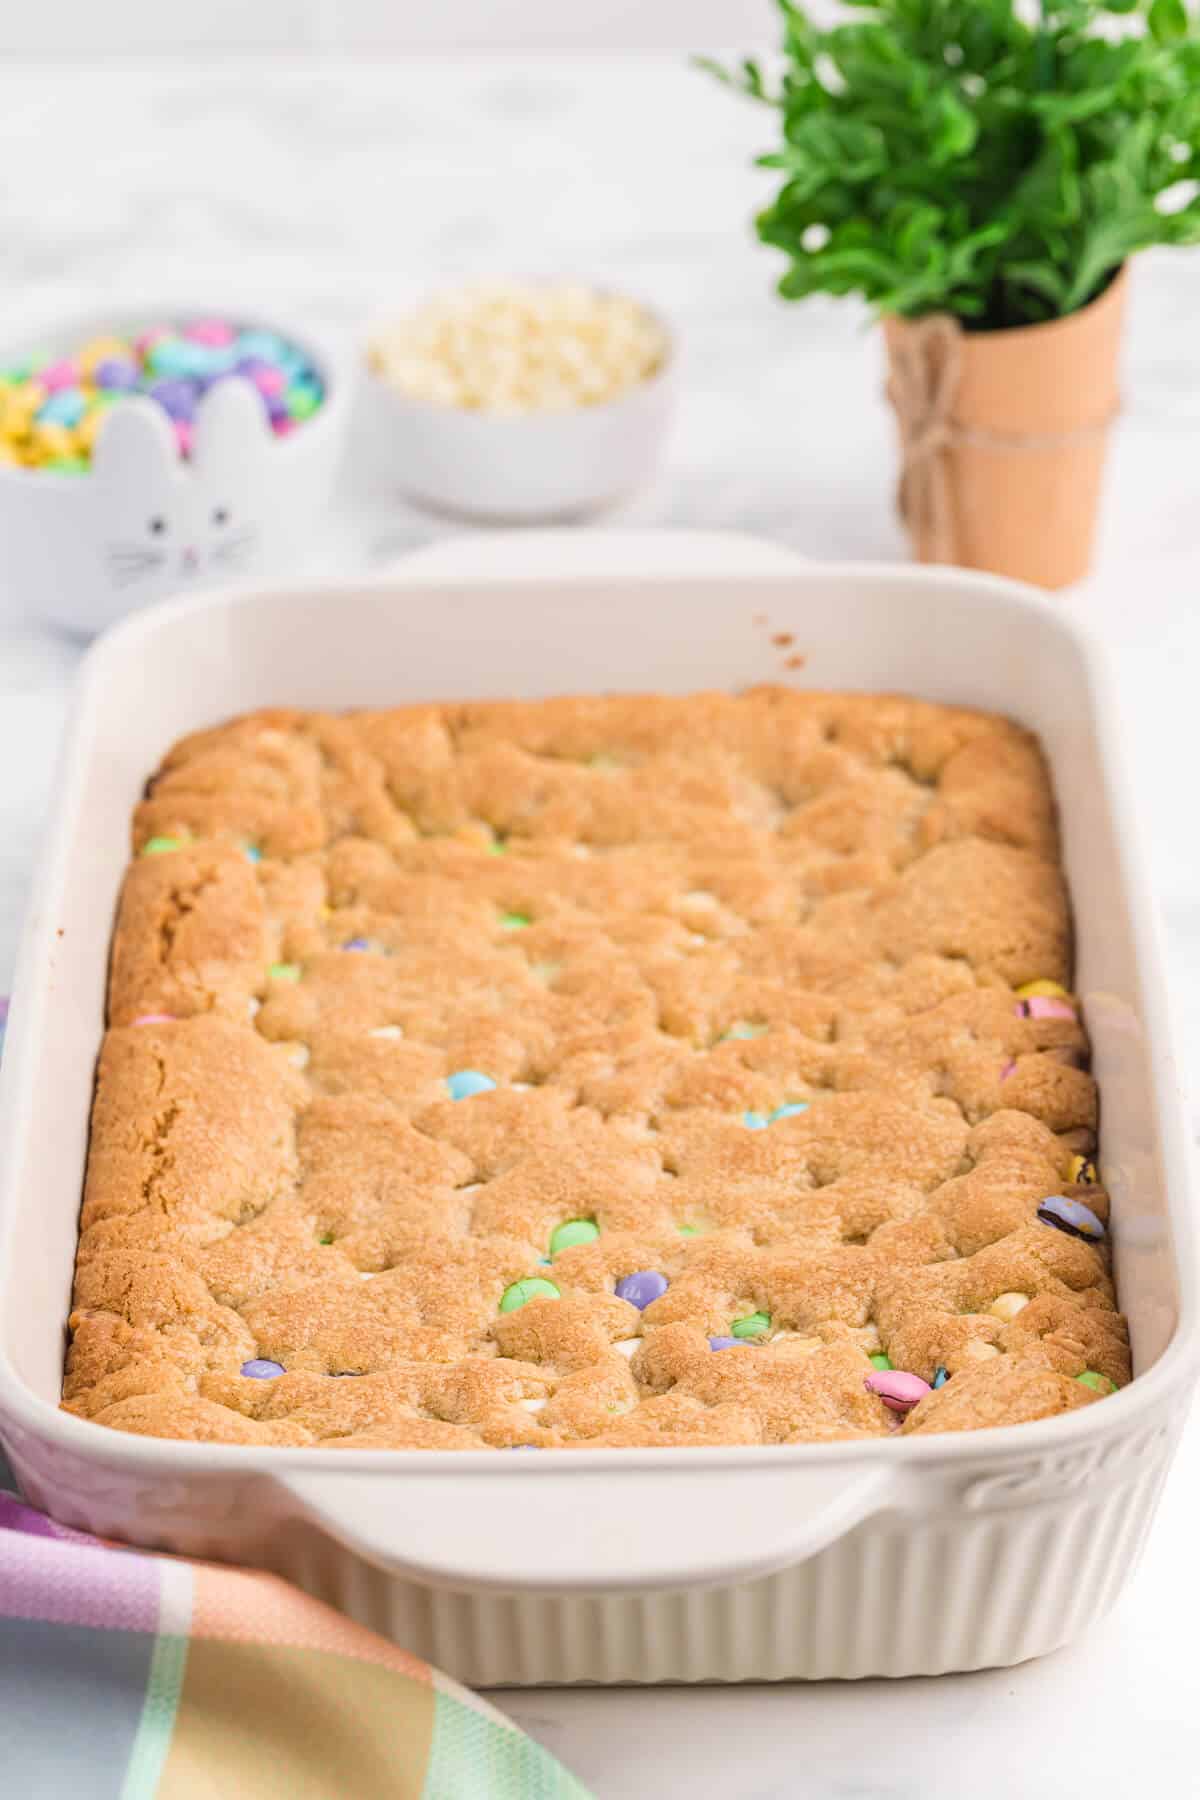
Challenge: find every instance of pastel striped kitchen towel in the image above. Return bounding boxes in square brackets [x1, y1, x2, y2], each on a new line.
[0, 992, 590, 1800]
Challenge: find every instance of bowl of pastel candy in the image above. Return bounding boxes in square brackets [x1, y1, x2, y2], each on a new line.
[366, 278, 675, 521]
[0, 311, 349, 636]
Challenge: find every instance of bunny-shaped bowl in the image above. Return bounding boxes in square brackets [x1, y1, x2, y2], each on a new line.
[0, 310, 350, 637]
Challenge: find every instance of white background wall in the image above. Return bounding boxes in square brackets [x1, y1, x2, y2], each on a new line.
[2, 0, 793, 55]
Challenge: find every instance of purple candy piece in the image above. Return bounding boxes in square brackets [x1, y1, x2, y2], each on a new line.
[241, 1358, 285, 1379]
[147, 377, 198, 422]
[93, 357, 141, 391]
[709, 1336, 751, 1350]
[1037, 1194, 1105, 1242]
[342, 936, 370, 951]
[615, 1270, 669, 1310]
[864, 1369, 931, 1412]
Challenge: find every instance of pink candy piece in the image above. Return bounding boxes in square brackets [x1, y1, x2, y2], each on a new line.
[132, 1013, 175, 1026]
[271, 416, 298, 436]
[251, 365, 286, 397]
[174, 421, 193, 458]
[134, 327, 168, 357]
[865, 1369, 932, 1413]
[999, 1058, 1017, 1082]
[41, 358, 79, 392]
[184, 319, 235, 346]
[1016, 996, 1076, 1021]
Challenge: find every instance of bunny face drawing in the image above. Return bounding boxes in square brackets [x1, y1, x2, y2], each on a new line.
[4, 376, 278, 637]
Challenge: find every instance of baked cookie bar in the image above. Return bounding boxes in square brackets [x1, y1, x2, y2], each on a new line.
[64, 689, 1128, 1448]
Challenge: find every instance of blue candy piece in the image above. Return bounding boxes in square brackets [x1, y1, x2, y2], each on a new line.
[743, 1111, 768, 1130]
[1036, 1194, 1106, 1242]
[447, 1069, 497, 1101]
[241, 1358, 285, 1379]
[615, 1270, 669, 1310]
[342, 936, 371, 951]
[237, 328, 291, 362]
[932, 1366, 949, 1389]
[770, 1102, 810, 1122]
[38, 387, 87, 427]
[709, 1336, 752, 1350]
[146, 337, 220, 380]
[244, 845, 262, 863]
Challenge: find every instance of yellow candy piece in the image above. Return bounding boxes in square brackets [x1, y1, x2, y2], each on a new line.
[1068, 1154, 1099, 1185]
[77, 335, 130, 378]
[1015, 980, 1070, 1000]
[75, 408, 107, 455]
[0, 441, 20, 465]
[29, 420, 75, 462]
[0, 381, 46, 433]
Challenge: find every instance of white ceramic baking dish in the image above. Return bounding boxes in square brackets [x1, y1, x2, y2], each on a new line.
[0, 529, 1196, 1687]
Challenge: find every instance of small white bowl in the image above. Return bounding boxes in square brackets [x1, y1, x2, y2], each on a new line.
[365, 290, 676, 523]
[0, 304, 351, 638]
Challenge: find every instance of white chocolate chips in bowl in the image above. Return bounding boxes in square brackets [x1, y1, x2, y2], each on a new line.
[365, 278, 675, 522]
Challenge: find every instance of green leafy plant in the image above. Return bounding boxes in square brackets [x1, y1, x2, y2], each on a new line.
[702, 0, 1200, 327]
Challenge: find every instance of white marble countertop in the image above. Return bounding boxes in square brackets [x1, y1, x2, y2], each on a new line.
[0, 54, 1198, 1799]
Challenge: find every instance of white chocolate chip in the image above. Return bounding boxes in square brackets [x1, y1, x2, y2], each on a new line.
[613, 1338, 640, 1359]
[964, 1341, 1002, 1361]
[287, 1043, 310, 1070]
[989, 1291, 1030, 1321]
[369, 1024, 403, 1040]
[520, 1396, 547, 1413]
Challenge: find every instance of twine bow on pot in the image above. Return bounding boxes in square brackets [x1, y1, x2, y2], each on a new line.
[884, 313, 964, 566]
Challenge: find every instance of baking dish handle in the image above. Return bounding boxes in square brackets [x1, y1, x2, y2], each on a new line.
[278, 1461, 893, 1594]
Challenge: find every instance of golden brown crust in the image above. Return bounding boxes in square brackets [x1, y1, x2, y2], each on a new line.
[63, 689, 1128, 1448]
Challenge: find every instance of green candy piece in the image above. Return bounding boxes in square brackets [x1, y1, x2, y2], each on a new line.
[487, 838, 508, 856]
[1076, 1370, 1116, 1394]
[678, 1224, 700, 1237]
[286, 383, 321, 420]
[549, 1218, 600, 1256]
[732, 1310, 771, 1339]
[141, 835, 183, 856]
[268, 962, 301, 982]
[870, 1352, 892, 1370]
[317, 1231, 335, 1246]
[45, 455, 88, 473]
[499, 1277, 561, 1313]
[724, 1021, 767, 1040]
[500, 911, 531, 930]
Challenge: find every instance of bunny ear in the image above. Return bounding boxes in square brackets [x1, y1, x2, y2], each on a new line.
[192, 375, 273, 471]
[91, 398, 177, 483]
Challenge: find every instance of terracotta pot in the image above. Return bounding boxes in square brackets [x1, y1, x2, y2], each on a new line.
[882, 266, 1127, 590]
